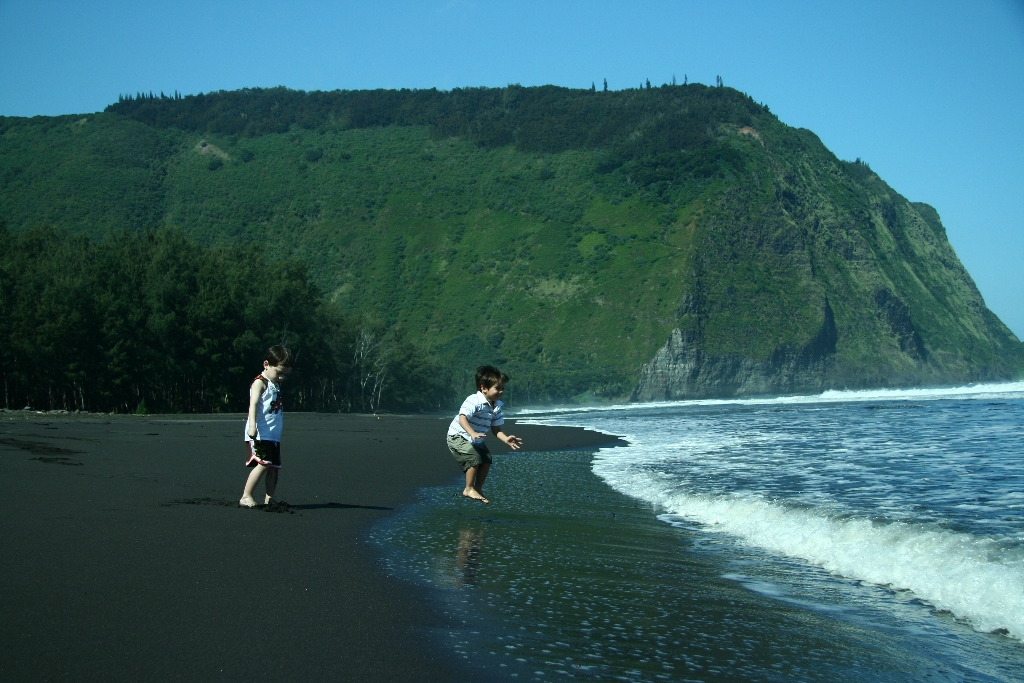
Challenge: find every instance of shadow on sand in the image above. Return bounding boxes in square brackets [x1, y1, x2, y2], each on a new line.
[291, 502, 393, 511]
[162, 498, 393, 513]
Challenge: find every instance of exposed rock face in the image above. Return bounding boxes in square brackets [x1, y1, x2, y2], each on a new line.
[632, 302, 838, 401]
[874, 287, 926, 360]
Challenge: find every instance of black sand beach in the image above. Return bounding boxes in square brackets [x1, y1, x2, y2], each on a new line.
[0, 411, 621, 682]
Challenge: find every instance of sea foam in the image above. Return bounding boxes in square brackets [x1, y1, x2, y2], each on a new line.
[515, 380, 1024, 416]
[516, 382, 1024, 642]
[593, 450, 1024, 641]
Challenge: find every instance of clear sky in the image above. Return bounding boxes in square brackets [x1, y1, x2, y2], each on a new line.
[2, 0, 1022, 336]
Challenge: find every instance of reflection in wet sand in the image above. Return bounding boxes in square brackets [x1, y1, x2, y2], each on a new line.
[453, 527, 483, 586]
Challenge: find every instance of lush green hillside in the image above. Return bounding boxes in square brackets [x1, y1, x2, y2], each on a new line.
[1, 85, 1020, 404]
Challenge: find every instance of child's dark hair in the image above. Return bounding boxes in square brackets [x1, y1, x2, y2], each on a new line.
[476, 365, 509, 390]
[265, 345, 294, 367]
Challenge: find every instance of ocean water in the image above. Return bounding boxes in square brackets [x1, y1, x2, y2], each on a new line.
[372, 383, 1024, 682]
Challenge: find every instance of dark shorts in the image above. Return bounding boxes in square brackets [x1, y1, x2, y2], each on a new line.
[447, 434, 491, 472]
[245, 440, 281, 469]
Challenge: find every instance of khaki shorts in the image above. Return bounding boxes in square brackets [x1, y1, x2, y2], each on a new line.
[447, 434, 491, 472]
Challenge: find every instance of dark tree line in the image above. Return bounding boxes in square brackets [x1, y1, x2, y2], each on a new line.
[107, 83, 769, 164]
[0, 225, 452, 414]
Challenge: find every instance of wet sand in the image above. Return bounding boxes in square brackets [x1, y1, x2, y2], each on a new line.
[0, 411, 622, 683]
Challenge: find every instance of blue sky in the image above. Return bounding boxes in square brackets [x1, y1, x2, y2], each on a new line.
[2, 0, 1022, 337]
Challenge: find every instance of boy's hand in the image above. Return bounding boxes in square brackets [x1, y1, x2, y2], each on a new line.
[505, 435, 523, 450]
[471, 430, 486, 441]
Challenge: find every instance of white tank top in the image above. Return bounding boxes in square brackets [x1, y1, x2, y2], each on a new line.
[244, 374, 283, 442]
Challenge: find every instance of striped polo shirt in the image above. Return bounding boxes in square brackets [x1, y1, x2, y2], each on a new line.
[448, 391, 504, 444]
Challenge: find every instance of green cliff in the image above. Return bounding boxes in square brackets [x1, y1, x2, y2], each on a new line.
[1, 84, 1020, 403]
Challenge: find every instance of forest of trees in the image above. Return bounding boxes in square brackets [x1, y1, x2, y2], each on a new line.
[0, 224, 452, 414]
[107, 83, 768, 161]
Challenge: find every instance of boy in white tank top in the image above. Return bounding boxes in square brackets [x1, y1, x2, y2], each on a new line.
[239, 345, 293, 508]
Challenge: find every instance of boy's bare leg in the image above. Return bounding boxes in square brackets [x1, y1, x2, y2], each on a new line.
[241, 464, 267, 507]
[475, 462, 490, 495]
[264, 468, 278, 504]
[463, 466, 488, 503]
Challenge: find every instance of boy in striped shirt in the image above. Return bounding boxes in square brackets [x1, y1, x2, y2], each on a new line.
[447, 365, 523, 503]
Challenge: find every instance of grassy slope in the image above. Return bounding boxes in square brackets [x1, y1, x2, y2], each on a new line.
[159, 123, 822, 398]
[0, 114, 174, 235]
[1, 87, 1021, 401]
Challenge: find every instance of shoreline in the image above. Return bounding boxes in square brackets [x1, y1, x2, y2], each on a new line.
[1, 411, 622, 682]
[377, 398, 1024, 682]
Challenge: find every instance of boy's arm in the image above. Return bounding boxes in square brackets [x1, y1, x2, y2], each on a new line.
[246, 378, 264, 439]
[492, 425, 523, 450]
[459, 414, 487, 441]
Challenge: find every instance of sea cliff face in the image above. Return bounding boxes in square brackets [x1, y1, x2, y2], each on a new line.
[629, 125, 1024, 401]
[633, 303, 837, 400]
[633, 264, 1021, 401]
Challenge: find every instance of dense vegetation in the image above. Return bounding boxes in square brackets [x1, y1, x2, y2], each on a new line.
[1, 83, 1021, 409]
[0, 225, 450, 413]
[105, 84, 762, 157]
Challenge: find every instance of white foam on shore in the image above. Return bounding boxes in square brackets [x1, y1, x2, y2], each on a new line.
[517, 384, 1024, 640]
[593, 451, 1024, 641]
[512, 381, 1024, 417]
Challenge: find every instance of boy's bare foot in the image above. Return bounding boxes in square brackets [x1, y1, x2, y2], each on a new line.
[462, 488, 489, 504]
[239, 496, 257, 508]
